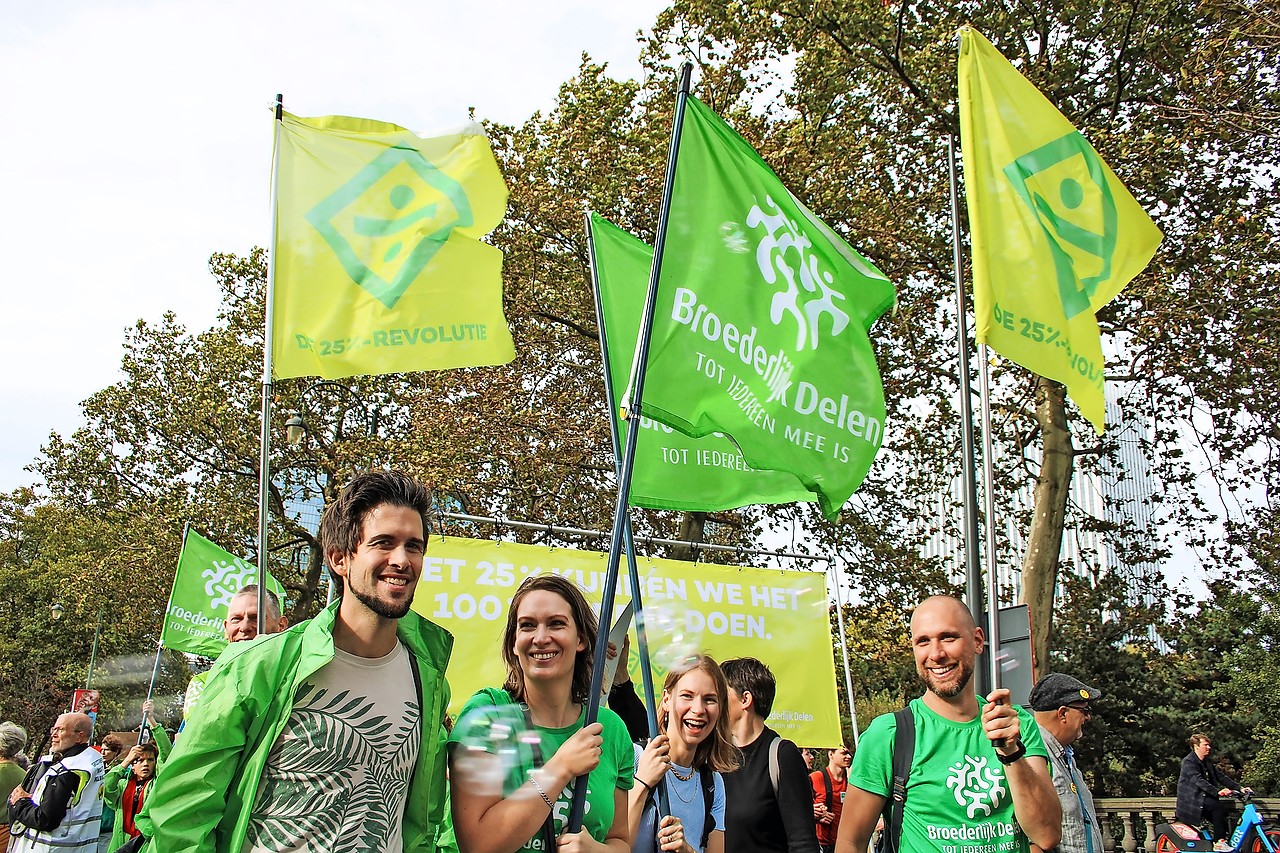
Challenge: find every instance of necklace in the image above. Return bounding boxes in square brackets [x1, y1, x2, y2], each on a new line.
[669, 763, 696, 782]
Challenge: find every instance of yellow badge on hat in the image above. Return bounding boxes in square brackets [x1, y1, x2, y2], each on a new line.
[1080, 689, 1089, 699]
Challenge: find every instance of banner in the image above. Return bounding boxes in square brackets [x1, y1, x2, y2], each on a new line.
[413, 536, 841, 745]
[272, 111, 515, 379]
[589, 213, 814, 512]
[160, 528, 287, 657]
[958, 27, 1162, 432]
[635, 96, 895, 520]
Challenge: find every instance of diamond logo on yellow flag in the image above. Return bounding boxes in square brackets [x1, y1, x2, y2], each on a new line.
[306, 147, 473, 309]
[272, 112, 515, 379]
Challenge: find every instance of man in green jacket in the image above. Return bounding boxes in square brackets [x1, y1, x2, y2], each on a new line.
[144, 470, 454, 853]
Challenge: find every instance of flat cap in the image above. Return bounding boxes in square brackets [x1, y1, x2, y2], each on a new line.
[1027, 673, 1102, 711]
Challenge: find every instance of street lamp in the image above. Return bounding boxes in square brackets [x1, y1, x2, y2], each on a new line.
[284, 381, 378, 448]
[50, 602, 64, 621]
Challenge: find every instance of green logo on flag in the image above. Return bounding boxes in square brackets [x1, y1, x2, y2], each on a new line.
[160, 529, 286, 657]
[1003, 132, 1117, 319]
[746, 196, 851, 351]
[306, 146, 473, 309]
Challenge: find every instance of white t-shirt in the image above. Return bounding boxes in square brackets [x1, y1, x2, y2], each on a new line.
[244, 641, 420, 853]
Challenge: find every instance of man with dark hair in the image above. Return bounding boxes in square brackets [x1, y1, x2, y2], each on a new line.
[8, 712, 104, 853]
[1176, 734, 1247, 851]
[837, 595, 1061, 853]
[145, 470, 454, 853]
[811, 745, 851, 853]
[721, 656, 819, 853]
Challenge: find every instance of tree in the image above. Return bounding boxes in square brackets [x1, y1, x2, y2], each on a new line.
[636, 0, 1280, 673]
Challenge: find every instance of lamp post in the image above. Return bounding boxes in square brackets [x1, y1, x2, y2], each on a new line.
[284, 380, 379, 450]
[285, 381, 380, 606]
[86, 606, 104, 688]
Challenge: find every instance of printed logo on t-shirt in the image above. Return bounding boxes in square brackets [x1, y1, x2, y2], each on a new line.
[945, 755, 1008, 818]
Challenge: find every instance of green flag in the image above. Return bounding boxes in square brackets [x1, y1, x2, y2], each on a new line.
[958, 27, 1162, 432]
[160, 528, 287, 657]
[635, 96, 895, 520]
[590, 213, 814, 511]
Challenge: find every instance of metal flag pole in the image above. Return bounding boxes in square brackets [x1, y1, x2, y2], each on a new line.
[567, 62, 693, 834]
[947, 132, 990, 696]
[255, 93, 284, 637]
[828, 559, 860, 746]
[977, 342, 1002, 693]
[584, 211, 667, 816]
[584, 211, 662, 737]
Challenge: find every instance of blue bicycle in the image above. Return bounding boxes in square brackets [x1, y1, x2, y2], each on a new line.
[1155, 792, 1280, 852]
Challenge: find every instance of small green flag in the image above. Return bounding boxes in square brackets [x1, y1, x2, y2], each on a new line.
[590, 213, 814, 511]
[272, 112, 515, 379]
[635, 96, 895, 520]
[160, 528, 287, 657]
[958, 27, 1162, 432]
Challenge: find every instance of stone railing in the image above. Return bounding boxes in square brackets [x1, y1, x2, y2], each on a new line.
[1095, 797, 1280, 852]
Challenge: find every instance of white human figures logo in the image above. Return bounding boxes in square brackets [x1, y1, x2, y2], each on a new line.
[945, 755, 1008, 818]
[202, 557, 258, 610]
[744, 195, 851, 351]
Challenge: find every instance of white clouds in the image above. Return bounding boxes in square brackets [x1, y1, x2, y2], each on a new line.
[0, 0, 666, 489]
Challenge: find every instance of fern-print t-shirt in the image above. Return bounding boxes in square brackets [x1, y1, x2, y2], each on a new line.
[244, 641, 420, 853]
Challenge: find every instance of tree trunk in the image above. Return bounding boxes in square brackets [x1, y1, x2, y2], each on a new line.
[669, 512, 708, 561]
[1020, 377, 1074, 681]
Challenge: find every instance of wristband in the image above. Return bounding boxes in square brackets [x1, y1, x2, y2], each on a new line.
[996, 738, 1026, 765]
[637, 777, 653, 792]
[530, 773, 555, 810]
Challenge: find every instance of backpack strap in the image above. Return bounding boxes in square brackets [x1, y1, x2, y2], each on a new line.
[880, 707, 916, 853]
[698, 766, 715, 850]
[822, 768, 834, 811]
[768, 734, 782, 796]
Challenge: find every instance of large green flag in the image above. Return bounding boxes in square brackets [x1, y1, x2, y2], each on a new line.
[635, 96, 895, 520]
[272, 111, 515, 379]
[160, 528, 287, 657]
[958, 27, 1162, 432]
[590, 213, 814, 511]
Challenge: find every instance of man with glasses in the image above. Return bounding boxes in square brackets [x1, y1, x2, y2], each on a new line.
[1028, 674, 1103, 853]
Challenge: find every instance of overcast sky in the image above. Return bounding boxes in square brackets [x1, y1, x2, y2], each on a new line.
[0, 0, 669, 492]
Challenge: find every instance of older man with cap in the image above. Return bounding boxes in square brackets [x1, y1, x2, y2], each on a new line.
[1027, 674, 1103, 853]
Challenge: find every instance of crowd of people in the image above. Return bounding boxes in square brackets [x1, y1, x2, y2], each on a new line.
[0, 470, 1257, 853]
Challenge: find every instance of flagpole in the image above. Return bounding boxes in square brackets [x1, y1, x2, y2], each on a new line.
[585, 212, 667, 815]
[567, 63, 693, 834]
[977, 342, 1002, 693]
[255, 93, 284, 637]
[585, 211, 662, 737]
[828, 559, 860, 746]
[946, 132, 990, 695]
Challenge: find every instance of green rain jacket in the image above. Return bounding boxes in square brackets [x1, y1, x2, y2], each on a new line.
[141, 602, 453, 853]
[102, 724, 171, 853]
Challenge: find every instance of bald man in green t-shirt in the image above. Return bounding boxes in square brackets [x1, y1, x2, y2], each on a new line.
[836, 596, 1061, 853]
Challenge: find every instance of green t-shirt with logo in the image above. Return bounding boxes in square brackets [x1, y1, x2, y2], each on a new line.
[450, 687, 634, 853]
[850, 697, 1049, 853]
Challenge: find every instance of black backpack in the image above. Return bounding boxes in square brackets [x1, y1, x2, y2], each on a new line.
[874, 707, 916, 853]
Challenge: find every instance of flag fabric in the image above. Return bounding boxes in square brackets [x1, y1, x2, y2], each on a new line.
[160, 528, 287, 657]
[633, 96, 895, 520]
[958, 27, 1163, 432]
[272, 112, 515, 379]
[589, 213, 815, 512]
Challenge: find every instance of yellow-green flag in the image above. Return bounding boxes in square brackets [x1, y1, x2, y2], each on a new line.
[272, 112, 515, 379]
[958, 27, 1162, 432]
